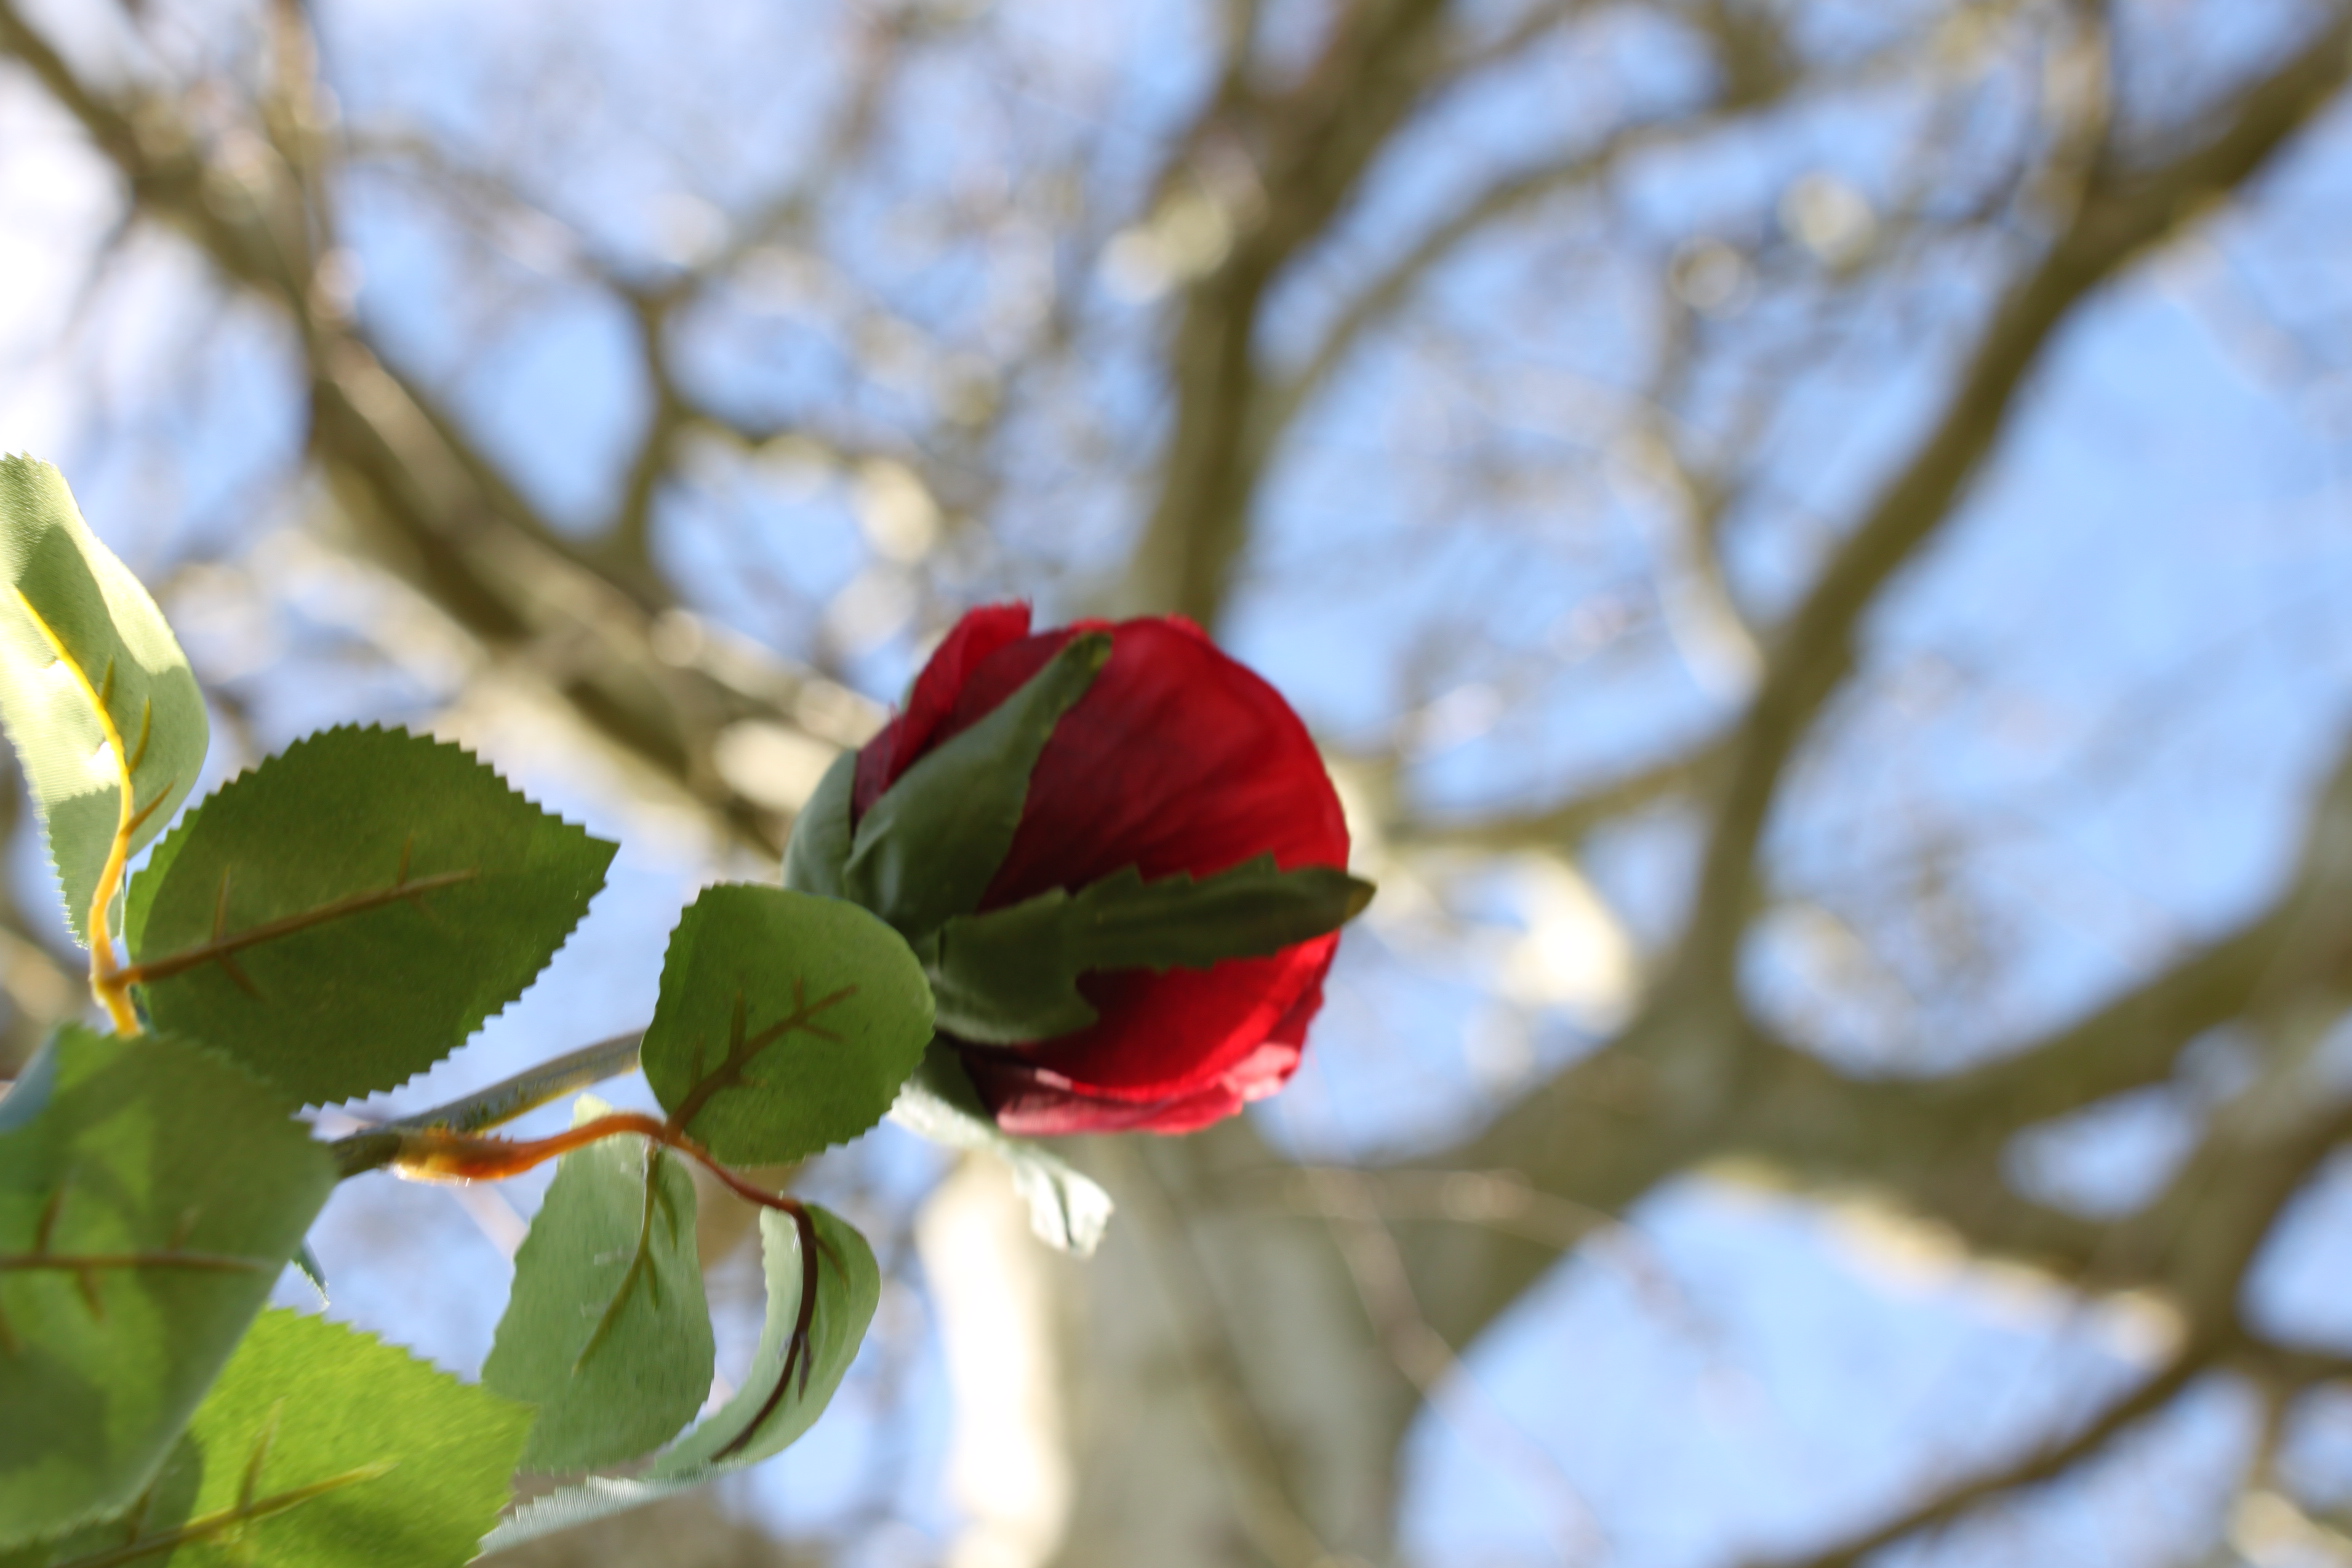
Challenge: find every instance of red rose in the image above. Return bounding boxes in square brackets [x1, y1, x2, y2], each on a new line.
[851, 605, 1351, 1135]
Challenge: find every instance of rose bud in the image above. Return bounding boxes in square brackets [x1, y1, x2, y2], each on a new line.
[784, 604, 1370, 1135]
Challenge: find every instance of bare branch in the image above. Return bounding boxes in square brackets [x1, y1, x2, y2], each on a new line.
[1749, 1341, 2219, 1568]
[1749, 1081, 2352, 1568]
[1119, 0, 1454, 628]
[1671, 9, 2352, 996]
[1383, 741, 1719, 855]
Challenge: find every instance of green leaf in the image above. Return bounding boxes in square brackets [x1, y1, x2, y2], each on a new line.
[889, 1040, 1112, 1256]
[122, 726, 617, 1106]
[651, 1204, 874, 1470]
[840, 633, 1108, 939]
[0, 1026, 333, 1545]
[780, 748, 856, 899]
[0, 1433, 201, 1568]
[290, 1243, 329, 1308]
[8, 1308, 532, 1567]
[0, 457, 208, 945]
[640, 885, 933, 1166]
[483, 1096, 713, 1472]
[478, 1204, 877, 1553]
[923, 854, 1374, 1044]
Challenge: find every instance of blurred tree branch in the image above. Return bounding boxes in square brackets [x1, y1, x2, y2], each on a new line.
[1084, 7, 2352, 1562]
[1118, 0, 1455, 628]
[0, 0, 884, 856]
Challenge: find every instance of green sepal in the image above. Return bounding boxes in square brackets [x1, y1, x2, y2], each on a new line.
[123, 725, 617, 1106]
[922, 854, 1372, 1044]
[0, 1026, 333, 1545]
[889, 1040, 1113, 1256]
[841, 633, 1108, 940]
[7, 1308, 533, 1568]
[483, 1096, 714, 1472]
[477, 1204, 878, 1552]
[0, 457, 209, 945]
[781, 748, 857, 898]
[640, 884, 934, 1165]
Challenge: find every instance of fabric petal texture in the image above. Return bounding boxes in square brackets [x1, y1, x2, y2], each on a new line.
[853, 605, 1352, 1133]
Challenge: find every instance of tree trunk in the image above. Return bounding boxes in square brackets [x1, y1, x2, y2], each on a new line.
[1039, 1126, 1416, 1568]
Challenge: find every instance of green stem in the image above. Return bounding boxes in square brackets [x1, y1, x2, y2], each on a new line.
[328, 1029, 643, 1179]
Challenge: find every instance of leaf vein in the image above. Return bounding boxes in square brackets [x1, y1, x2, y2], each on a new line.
[41, 1460, 398, 1568]
[123, 865, 479, 990]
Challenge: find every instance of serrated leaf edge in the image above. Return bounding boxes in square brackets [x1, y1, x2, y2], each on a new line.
[642, 886, 929, 1166]
[38, 1309, 524, 1568]
[124, 723, 619, 1109]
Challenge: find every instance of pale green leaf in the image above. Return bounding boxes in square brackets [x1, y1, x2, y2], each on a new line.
[122, 726, 616, 1106]
[640, 885, 933, 1165]
[10, 1308, 531, 1567]
[0, 1026, 333, 1545]
[483, 1096, 713, 1472]
[649, 1204, 874, 1470]
[479, 1204, 877, 1552]
[290, 1243, 328, 1307]
[888, 1040, 1111, 1255]
[0, 457, 208, 945]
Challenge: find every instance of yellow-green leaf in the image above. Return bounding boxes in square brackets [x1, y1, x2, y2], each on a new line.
[0, 457, 207, 945]
[9, 1309, 531, 1567]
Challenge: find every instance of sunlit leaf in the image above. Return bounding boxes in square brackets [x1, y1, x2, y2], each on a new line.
[0, 457, 208, 945]
[482, 1096, 713, 1472]
[8, 1308, 531, 1567]
[640, 884, 933, 1165]
[0, 1027, 332, 1545]
[478, 1204, 877, 1552]
[122, 726, 616, 1106]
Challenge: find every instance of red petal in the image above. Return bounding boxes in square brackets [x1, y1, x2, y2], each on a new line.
[950, 618, 1350, 901]
[970, 1023, 1308, 1137]
[976, 1071, 1246, 1136]
[961, 934, 1335, 1131]
[853, 603, 1034, 815]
